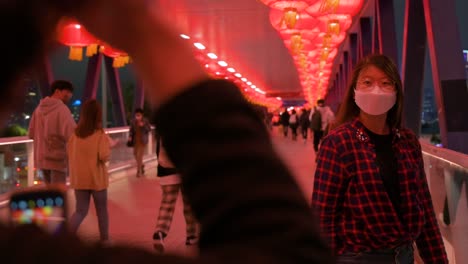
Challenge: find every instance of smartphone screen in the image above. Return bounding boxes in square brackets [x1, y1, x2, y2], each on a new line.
[9, 189, 67, 235]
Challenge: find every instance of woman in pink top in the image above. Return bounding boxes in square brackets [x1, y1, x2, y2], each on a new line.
[67, 100, 111, 241]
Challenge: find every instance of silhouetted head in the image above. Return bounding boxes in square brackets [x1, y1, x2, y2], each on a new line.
[51, 80, 74, 104]
[316, 99, 325, 107]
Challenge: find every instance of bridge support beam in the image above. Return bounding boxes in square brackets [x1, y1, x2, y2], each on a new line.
[401, 0, 426, 136]
[423, 0, 468, 154]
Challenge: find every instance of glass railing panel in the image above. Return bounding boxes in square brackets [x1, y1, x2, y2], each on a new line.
[421, 141, 468, 264]
[0, 137, 35, 197]
[0, 127, 157, 201]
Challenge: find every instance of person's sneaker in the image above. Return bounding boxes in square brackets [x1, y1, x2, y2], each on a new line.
[186, 235, 199, 246]
[153, 231, 166, 253]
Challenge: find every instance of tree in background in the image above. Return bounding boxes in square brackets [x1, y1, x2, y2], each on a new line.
[0, 125, 28, 137]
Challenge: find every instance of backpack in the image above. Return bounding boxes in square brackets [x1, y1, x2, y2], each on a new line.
[310, 107, 322, 131]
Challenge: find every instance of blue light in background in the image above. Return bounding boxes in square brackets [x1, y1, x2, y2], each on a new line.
[72, 100, 81, 106]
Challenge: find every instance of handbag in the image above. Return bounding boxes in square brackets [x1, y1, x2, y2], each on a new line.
[127, 125, 135, 147]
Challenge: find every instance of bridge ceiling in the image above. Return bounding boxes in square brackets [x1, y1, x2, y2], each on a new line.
[59, 0, 371, 108]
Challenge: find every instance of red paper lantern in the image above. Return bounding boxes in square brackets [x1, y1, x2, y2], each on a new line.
[57, 20, 97, 61]
[280, 29, 320, 43]
[269, 9, 319, 31]
[306, 0, 364, 17]
[259, 0, 317, 11]
[100, 45, 130, 68]
[260, 0, 366, 103]
[316, 14, 353, 34]
[100, 45, 125, 58]
[317, 31, 346, 46]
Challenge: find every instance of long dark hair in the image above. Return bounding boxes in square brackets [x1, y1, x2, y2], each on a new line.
[332, 54, 404, 129]
[75, 99, 103, 138]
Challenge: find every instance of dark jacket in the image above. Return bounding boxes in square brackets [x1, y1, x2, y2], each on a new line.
[280, 111, 290, 126]
[129, 118, 151, 145]
[299, 111, 310, 128]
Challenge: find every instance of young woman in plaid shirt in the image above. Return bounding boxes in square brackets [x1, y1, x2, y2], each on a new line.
[312, 54, 447, 263]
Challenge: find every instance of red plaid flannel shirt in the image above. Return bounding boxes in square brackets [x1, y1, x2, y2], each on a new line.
[312, 118, 447, 263]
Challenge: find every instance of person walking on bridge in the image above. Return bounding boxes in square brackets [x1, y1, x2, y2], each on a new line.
[312, 54, 447, 263]
[28, 80, 76, 185]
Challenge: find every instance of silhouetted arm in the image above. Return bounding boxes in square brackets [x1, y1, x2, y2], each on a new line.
[155, 80, 333, 263]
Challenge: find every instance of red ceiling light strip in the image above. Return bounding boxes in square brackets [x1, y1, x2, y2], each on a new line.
[259, 0, 364, 105]
[180, 34, 282, 110]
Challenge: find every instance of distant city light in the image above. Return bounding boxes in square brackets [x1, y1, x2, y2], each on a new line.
[24, 115, 30, 119]
[14, 157, 19, 162]
[72, 100, 81, 106]
[28, 92, 36, 96]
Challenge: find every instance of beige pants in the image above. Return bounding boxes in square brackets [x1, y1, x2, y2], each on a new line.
[133, 144, 146, 173]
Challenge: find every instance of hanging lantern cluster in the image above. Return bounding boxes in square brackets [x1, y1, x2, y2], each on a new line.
[260, 0, 364, 105]
[56, 18, 130, 68]
[182, 35, 282, 111]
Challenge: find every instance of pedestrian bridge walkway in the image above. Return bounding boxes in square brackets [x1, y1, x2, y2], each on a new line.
[0, 126, 467, 262]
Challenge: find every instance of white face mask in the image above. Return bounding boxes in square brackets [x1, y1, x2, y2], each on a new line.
[354, 86, 396, 116]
